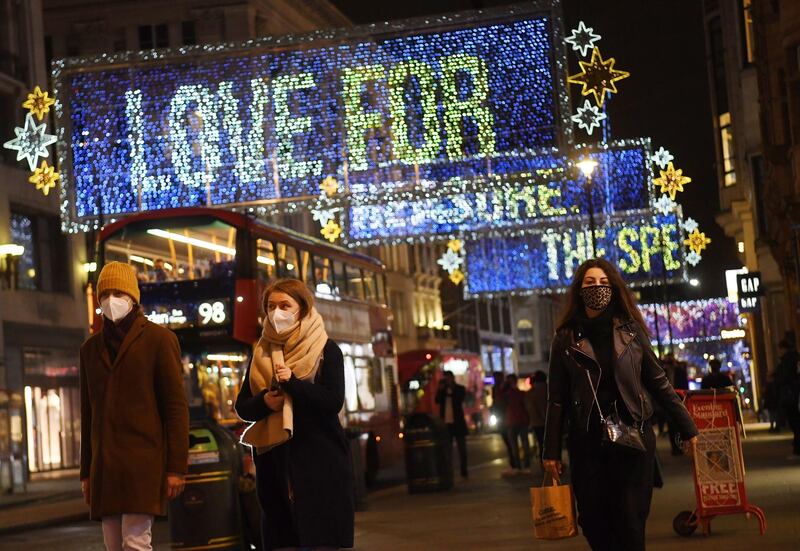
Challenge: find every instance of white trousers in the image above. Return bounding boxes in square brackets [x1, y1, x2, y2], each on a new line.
[101, 514, 154, 551]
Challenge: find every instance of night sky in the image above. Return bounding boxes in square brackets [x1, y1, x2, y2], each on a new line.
[331, 0, 740, 299]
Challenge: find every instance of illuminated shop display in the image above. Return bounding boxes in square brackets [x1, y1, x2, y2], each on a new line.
[345, 139, 652, 244]
[53, 4, 570, 229]
[639, 298, 741, 344]
[464, 210, 685, 295]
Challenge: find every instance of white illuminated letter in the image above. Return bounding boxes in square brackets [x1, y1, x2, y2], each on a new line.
[273, 73, 322, 181]
[169, 84, 222, 191]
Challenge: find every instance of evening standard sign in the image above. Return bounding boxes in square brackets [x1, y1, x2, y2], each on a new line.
[52, 3, 570, 229]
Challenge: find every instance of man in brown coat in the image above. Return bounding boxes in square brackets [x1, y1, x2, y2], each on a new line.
[80, 262, 189, 550]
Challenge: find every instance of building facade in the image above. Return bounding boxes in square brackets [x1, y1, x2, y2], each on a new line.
[750, 0, 800, 348]
[0, 0, 88, 492]
[701, 0, 791, 389]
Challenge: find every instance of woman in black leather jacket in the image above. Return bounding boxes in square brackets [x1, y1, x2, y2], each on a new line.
[542, 258, 698, 551]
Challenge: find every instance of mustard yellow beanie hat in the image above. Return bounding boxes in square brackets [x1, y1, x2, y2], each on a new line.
[96, 261, 140, 303]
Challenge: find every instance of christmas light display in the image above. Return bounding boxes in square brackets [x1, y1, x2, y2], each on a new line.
[566, 47, 630, 107]
[437, 239, 468, 285]
[464, 210, 685, 295]
[345, 139, 653, 244]
[28, 161, 60, 196]
[639, 298, 741, 344]
[53, 5, 570, 229]
[22, 86, 56, 121]
[3, 113, 57, 171]
[685, 228, 711, 255]
[681, 217, 699, 233]
[651, 146, 674, 169]
[653, 194, 677, 216]
[564, 21, 601, 57]
[653, 161, 692, 200]
[571, 99, 607, 135]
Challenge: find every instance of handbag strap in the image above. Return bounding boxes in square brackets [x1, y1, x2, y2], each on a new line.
[585, 370, 606, 423]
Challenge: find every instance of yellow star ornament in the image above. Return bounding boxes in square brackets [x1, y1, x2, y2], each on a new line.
[449, 269, 465, 285]
[29, 160, 60, 196]
[447, 239, 463, 253]
[654, 162, 691, 200]
[684, 229, 711, 255]
[567, 47, 630, 107]
[320, 220, 342, 242]
[320, 176, 339, 197]
[22, 86, 56, 121]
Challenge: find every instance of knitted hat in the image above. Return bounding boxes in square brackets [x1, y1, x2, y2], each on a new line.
[96, 261, 140, 303]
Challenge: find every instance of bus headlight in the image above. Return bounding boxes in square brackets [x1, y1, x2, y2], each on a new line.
[489, 414, 498, 427]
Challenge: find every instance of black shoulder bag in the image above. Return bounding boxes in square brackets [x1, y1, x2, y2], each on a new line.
[585, 371, 646, 453]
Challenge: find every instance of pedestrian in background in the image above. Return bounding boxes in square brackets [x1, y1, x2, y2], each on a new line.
[236, 278, 354, 550]
[543, 258, 698, 551]
[491, 371, 515, 470]
[501, 374, 531, 475]
[668, 360, 690, 455]
[524, 371, 548, 465]
[80, 262, 189, 551]
[436, 370, 469, 479]
[776, 335, 800, 457]
[700, 358, 732, 389]
[763, 372, 781, 432]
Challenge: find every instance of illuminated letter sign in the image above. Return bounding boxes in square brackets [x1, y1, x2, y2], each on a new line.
[53, 3, 569, 229]
[736, 272, 762, 312]
[464, 211, 686, 295]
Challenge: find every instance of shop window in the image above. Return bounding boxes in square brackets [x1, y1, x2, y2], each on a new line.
[740, 0, 755, 65]
[298, 249, 312, 283]
[182, 21, 197, 46]
[313, 255, 340, 296]
[362, 269, 377, 302]
[10, 212, 38, 290]
[375, 273, 386, 305]
[139, 23, 168, 50]
[389, 290, 408, 336]
[719, 112, 737, 187]
[341, 343, 376, 412]
[24, 385, 80, 472]
[517, 319, 535, 357]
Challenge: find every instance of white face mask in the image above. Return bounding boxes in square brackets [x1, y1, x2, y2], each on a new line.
[101, 295, 133, 322]
[269, 308, 298, 334]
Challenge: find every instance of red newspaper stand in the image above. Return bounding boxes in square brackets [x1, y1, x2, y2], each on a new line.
[673, 389, 766, 537]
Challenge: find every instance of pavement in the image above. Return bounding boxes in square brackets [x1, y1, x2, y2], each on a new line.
[0, 424, 798, 549]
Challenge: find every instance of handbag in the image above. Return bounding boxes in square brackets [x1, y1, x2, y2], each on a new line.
[531, 475, 578, 540]
[585, 371, 646, 453]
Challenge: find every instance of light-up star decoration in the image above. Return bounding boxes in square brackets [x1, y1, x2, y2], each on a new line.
[320, 220, 342, 242]
[449, 269, 465, 285]
[437, 248, 464, 272]
[652, 147, 674, 169]
[685, 251, 702, 266]
[447, 239, 463, 253]
[320, 176, 339, 197]
[653, 195, 677, 215]
[682, 217, 699, 234]
[685, 229, 711, 255]
[565, 21, 602, 57]
[312, 208, 337, 227]
[571, 99, 607, 135]
[567, 47, 630, 107]
[22, 86, 56, 121]
[3, 113, 57, 171]
[28, 160, 60, 196]
[654, 162, 691, 200]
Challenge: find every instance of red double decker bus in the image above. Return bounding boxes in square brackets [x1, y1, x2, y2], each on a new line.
[92, 208, 401, 478]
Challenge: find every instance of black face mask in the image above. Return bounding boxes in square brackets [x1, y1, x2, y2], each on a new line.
[580, 285, 613, 311]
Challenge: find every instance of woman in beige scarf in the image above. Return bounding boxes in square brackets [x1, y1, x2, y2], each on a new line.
[235, 279, 354, 551]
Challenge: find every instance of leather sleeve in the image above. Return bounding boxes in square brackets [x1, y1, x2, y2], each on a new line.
[635, 326, 699, 440]
[543, 332, 571, 460]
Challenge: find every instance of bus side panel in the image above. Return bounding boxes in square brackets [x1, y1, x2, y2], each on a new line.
[234, 279, 260, 345]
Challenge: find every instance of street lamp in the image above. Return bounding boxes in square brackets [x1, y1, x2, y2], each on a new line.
[689, 278, 700, 287]
[0, 244, 24, 290]
[577, 159, 599, 257]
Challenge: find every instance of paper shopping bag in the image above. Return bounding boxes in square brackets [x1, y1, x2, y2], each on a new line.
[530, 479, 578, 540]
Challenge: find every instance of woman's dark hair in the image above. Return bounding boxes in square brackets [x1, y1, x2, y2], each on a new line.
[262, 278, 314, 319]
[555, 258, 649, 335]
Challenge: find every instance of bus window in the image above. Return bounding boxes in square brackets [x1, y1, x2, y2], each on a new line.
[256, 239, 276, 282]
[361, 269, 376, 302]
[345, 264, 364, 300]
[313, 255, 339, 297]
[375, 273, 386, 305]
[104, 221, 236, 282]
[191, 352, 247, 423]
[341, 343, 376, 412]
[332, 259, 347, 295]
[277, 244, 300, 279]
[298, 249, 312, 283]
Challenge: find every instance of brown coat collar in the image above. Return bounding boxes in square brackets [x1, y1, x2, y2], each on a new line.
[99, 315, 148, 370]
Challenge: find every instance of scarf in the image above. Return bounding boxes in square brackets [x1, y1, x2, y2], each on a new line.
[241, 307, 328, 452]
[102, 306, 141, 363]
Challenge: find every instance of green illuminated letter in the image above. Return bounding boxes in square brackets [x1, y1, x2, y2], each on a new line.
[617, 228, 642, 274]
[440, 54, 495, 160]
[388, 60, 440, 164]
[342, 64, 386, 171]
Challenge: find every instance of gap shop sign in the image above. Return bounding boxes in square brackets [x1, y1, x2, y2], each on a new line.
[736, 272, 762, 312]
